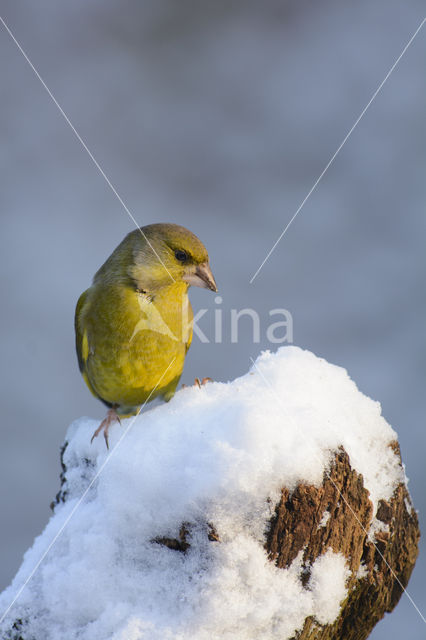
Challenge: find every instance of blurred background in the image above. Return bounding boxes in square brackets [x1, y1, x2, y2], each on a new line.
[0, 1, 425, 636]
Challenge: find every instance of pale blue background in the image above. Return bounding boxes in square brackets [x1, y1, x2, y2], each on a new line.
[1, 1, 425, 637]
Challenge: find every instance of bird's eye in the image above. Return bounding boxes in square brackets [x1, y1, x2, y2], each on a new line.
[175, 249, 188, 262]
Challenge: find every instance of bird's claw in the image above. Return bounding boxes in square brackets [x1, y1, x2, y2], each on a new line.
[91, 407, 120, 449]
[182, 377, 213, 390]
[194, 377, 212, 388]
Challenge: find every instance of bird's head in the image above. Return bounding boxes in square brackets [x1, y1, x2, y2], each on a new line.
[122, 223, 217, 293]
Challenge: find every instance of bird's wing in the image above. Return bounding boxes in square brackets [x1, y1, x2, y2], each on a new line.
[75, 288, 102, 401]
[75, 288, 90, 373]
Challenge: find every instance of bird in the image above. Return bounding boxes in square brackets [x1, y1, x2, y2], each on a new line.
[75, 223, 217, 448]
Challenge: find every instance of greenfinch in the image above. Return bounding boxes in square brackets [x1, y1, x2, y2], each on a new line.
[75, 223, 217, 447]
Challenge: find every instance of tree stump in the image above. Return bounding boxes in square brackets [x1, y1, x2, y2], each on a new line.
[5, 440, 420, 640]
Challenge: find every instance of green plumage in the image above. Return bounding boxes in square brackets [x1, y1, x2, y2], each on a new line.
[75, 223, 217, 417]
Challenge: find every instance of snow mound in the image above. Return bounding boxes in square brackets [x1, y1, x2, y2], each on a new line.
[0, 347, 404, 639]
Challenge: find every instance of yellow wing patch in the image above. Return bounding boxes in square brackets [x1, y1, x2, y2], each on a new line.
[75, 289, 91, 373]
[75, 289, 101, 401]
[81, 330, 90, 363]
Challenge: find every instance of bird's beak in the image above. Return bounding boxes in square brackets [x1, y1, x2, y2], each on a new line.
[183, 262, 218, 292]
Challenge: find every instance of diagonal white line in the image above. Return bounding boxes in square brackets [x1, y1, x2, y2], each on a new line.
[0, 15, 175, 283]
[0, 356, 176, 626]
[249, 17, 426, 284]
[250, 356, 426, 626]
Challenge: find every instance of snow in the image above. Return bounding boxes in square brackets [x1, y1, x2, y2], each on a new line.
[404, 498, 414, 516]
[356, 563, 369, 580]
[368, 519, 390, 543]
[0, 347, 405, 639]
[308, 549, 350, 625]
[318, 510, 331, 529]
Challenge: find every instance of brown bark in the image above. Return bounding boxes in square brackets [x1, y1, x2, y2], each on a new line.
[265, 445, 420, 640]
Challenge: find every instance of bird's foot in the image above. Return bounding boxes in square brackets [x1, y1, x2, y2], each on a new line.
[182, 377, 212, 389]
[91, 407, 121, 450]
[194, 377, 212, 388]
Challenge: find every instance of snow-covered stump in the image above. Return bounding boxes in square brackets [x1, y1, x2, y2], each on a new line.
[0, 348, 419, 640]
